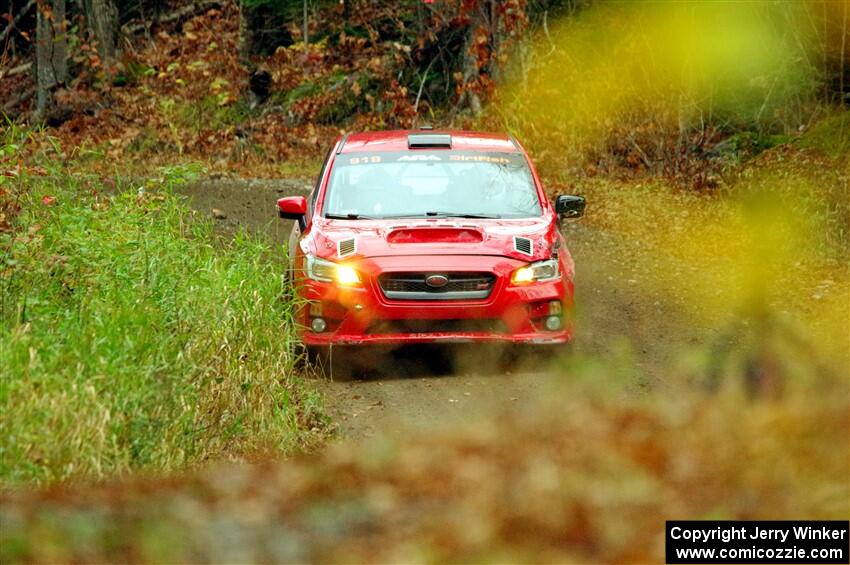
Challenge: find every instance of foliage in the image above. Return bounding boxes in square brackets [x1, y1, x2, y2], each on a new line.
[4, 0, 845, 182]
[0, 366, 846, 562]
[2, 0, 539, 176]
[0, 128, 328, 484]
[796, 110, 850, 160]
[494, 1, 846, 186]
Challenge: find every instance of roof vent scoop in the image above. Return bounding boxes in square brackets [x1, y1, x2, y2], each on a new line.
[338, 238, 356, 258]
[407, 133, 451, 149]
[513, 236, 533, 256]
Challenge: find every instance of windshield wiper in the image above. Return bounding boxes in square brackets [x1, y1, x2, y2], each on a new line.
[384, 212, 501, 219]
[325, 213, 378, 220]
[435, 212, 501, 219]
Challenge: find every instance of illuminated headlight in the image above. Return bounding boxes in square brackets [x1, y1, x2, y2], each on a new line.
[511, 259, 560, 284]
[335, 265, 361, 286]
[305, 255, 361, 286]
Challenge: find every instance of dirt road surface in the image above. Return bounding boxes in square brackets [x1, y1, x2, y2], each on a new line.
[183, 179, 697, 439]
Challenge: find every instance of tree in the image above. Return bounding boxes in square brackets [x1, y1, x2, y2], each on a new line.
[238, 0, 300, 59]
[457, 0, 528, 114]
[83, 0, 118, 69]
[238, 0, 252, 62]
[52, 0, 67, 83]
[34, 0, 66, 121]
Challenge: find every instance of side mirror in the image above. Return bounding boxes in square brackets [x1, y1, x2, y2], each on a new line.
[278, 196, 307, 230]
[555, 195, 586, 219]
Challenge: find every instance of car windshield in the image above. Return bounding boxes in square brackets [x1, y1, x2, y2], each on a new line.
[323, 151, 542, 219]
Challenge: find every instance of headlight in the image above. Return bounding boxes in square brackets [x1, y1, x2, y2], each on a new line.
[511, 259, 560, 284]
[305, 255, 361, 286]
[335, 265, 361, 285]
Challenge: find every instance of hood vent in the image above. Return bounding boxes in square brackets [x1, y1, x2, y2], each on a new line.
[338, 237, 356, 258]
[513, 236, 533, 256]
[387, 227, 483, 244]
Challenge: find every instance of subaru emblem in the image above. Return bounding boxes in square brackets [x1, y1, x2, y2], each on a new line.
[425, 274, 449, 288]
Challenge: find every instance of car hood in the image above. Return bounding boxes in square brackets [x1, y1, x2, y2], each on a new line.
[305, 216, 558, 262]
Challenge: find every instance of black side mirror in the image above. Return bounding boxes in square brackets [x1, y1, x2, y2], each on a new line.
[555, 195, 586, 219]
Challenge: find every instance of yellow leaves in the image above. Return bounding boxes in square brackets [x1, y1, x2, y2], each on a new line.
[158, 62, 180, 79]
[391, 41, 411, 54]
[366, 56, 383, 72]
[498, 2, 822, 166]
[209, 77, 229, 93]
[210, 78, 232, 106]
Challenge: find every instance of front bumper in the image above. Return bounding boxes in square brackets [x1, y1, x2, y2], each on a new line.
[296, 255, 573, 346]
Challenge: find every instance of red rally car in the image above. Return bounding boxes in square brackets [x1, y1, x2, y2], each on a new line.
[277, 129, 585, 351]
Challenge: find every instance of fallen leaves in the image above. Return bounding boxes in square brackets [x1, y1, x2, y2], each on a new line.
[1, 387, 846, 563]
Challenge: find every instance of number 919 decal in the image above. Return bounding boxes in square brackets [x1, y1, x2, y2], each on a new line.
[348, 156, 382, 165]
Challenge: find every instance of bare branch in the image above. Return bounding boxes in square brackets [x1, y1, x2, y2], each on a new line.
[0, 0, 36, 45]
[0, 61, 33, 80]
[413, 56, 438, 120]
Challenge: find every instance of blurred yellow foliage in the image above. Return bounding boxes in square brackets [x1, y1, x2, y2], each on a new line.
[498, 1, 848, 166]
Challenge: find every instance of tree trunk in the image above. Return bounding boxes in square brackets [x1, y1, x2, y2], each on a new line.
[459, 10, 483, 115]
[84, 0, 118, 69]
[302, 0, 308, 46]
[52, 0, 67, 84]
[487, 0, 504, 84]
[237, 0, 252, 63]
[34, 0, 56, 121]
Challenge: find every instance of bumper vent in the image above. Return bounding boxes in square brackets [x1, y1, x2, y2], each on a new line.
[514, 236, 533, 255]
[378, 272, 495, 301]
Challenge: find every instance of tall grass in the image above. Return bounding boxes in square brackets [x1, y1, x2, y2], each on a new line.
[0, 128, 325, 484]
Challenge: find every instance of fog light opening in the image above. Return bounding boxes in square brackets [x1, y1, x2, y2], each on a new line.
[544, 315, 561, 331]
[311, 317, 327, 333]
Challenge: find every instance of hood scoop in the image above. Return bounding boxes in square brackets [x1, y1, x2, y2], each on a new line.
[337, 237, 357, 258]
[513, 236, 533, 256]
[386, 227, 484, 244]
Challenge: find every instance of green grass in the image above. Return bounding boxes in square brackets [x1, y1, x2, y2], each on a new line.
[796, 110, 850, 160]
[0, 131, 325, 485]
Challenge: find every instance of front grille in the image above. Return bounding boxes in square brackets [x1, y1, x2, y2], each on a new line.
[366, 318, 506, 335]
[378, 272, 495, 301]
